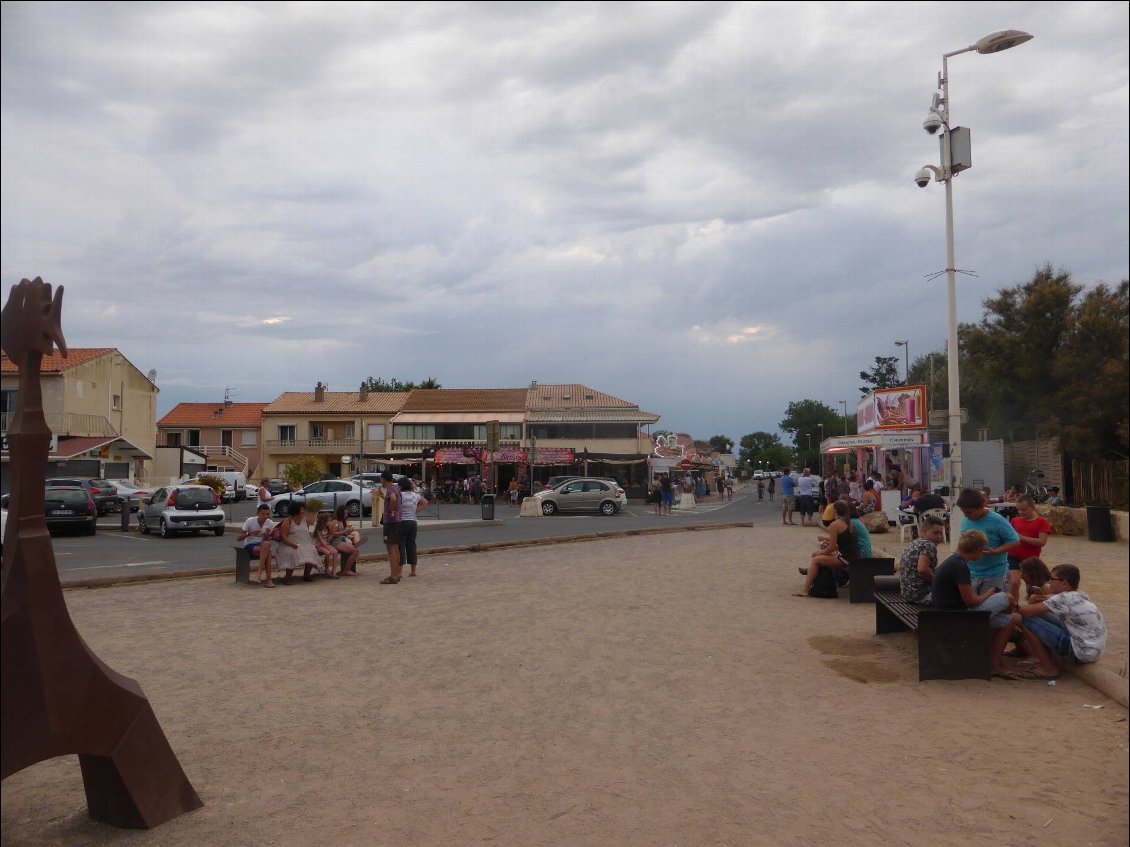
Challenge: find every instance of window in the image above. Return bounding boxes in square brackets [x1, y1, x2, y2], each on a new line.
[241, 430, 258, 447]
[343, 423, 355, 440]
[165, 431, 182, 447]
[111, 394, 121, 411]
[501, 423, 522, 441]
[187, 429, 200, 447]
[367, 424, 385, 441]
[311, 424, 326, 441]
[278, 425, 296, 442]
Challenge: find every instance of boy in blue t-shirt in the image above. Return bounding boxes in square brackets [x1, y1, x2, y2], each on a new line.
[956, 488, 1020, 593]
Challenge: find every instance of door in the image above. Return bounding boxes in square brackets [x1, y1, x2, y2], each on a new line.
[556, 480, 587, 511]
[221, 430, 233, 448]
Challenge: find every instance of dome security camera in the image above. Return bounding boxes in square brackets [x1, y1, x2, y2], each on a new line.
[914, 167, 934, 188]
[923, 110, 943, 135]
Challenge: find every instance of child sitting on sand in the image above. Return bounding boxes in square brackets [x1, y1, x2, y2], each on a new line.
[1012, 564, 1106, 680]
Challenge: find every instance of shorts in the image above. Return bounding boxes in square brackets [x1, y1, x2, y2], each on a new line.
[243, 542, 265, 555]
[970, 591, 1013, 629]
[1023, 613, 1077, 661]
[971, 575, 1007, 596]
[798, 495, 815, 516]
[661, 491, 674, 506]
[382, 521, 402, 545]
[781, 495, 796, 510]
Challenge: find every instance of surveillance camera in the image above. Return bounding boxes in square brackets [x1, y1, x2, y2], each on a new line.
[914, 167, 933, 188]
[923, 111, 943, 135]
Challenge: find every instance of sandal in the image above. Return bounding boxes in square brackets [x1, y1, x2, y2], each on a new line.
[261, 581, 275, 588]
[379, 576, 399, 584]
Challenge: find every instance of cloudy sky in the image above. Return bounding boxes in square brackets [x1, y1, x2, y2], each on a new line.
[2, 2, 1127, 444]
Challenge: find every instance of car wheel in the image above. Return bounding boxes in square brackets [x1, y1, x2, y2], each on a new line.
[160, 518, 174, 538]
[139, 514, 149, 534]
[600, 500, 617, 516]
[85, 521, 97, 535]
[275, 502, 289, 517]
[213, 527, 224, 537]
[541, 501, 557, 516]
[347, 500, 361, 518]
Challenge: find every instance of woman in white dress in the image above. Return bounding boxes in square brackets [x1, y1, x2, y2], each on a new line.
[274, 502, 322, 584]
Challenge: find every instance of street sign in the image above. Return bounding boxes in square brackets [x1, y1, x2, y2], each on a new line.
[678, 459, 693, 470]
[928, 409, 969, 426]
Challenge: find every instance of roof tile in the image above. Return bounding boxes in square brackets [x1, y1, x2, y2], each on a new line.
[262, 391, 408, 414]
[1, 348, 115, 374]
[158, 403, 266, 428]
[399, 389, 528, 412]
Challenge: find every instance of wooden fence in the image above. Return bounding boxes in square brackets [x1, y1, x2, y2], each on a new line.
[1069, 458, 1130, 509]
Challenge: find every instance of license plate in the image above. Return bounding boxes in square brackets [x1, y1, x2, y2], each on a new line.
[192, 521, 212, 527]
[49, 510, 73, 516]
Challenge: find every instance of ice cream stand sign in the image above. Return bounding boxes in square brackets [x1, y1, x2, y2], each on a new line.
[857, 385, 927, 433]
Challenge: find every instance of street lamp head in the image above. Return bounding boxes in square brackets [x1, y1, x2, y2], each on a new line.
[974, 29, 1033, 55]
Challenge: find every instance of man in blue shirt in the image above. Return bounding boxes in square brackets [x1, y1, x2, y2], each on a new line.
[779, 468, 797, 525]
[956, 488, 1020, 594]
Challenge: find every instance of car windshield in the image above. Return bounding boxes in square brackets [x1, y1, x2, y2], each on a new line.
[46, 479, 82, 487]
[175, 487, 216, 508]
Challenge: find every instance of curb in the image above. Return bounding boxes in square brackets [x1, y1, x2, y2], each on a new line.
[61, 522, 754, 590]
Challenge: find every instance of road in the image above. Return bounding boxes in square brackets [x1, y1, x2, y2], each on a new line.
[46, 486, 788, 584]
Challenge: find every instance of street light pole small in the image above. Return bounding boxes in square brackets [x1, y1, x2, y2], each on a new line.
[895, 340, 910, 383]
[918, 29, 1032, 548]
[838, 400, 849, 434]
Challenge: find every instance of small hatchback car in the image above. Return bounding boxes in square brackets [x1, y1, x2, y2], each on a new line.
[44, 485, 98, 535]
[139, 484, 226, 538]
[533, 478, 626, 516]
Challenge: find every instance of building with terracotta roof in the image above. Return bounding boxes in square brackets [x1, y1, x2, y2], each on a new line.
[524, 383, 659, 489]
[157, 400, 268, 477]
[259, 382, 409, 478]
[1, 348, 158, 488]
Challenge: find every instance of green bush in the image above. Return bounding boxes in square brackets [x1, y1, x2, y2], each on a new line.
[283, 456, 324, 491]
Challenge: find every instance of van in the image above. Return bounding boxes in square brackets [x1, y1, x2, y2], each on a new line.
[201, 471, 248, 501]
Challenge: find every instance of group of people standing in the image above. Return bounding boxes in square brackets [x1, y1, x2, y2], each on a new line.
[238, 472, 426, 587]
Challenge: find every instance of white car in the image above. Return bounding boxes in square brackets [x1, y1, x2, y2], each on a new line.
[244, 483, 259, 500]
[269, 480, 374, 518]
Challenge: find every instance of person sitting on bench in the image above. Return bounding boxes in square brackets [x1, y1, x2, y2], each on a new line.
[931, 530, 1016, 677]
[794, 500, 860, 597]
[1012, 564, 1106, 680]
[238, 503, 275, 587]
[898, 513, 946, 604]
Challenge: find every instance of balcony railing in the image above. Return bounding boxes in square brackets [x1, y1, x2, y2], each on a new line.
[265, 438, 384, 454]
[1, 411, 118, 438]
[200, 445, 249, 471]
[389, 438, 523, 450]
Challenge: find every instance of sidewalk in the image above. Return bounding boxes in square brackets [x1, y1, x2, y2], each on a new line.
[3, 525, 1125, 847]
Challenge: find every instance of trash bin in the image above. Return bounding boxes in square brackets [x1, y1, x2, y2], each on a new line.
[1086, 505, 1114, 542]
[481, 493, 495, 521]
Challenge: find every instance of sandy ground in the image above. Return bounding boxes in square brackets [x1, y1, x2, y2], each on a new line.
[2, 525, 1127, 847]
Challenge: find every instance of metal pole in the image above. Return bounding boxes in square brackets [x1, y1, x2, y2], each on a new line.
[942, 51, 964, 549]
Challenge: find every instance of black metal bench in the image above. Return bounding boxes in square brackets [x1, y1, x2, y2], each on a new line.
[846, 557, 895, 604]
[233, 545, 349, 585]
[874, 591, 992, 681]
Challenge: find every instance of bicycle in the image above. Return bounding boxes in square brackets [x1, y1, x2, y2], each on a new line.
[1023, 468, 1048, 502]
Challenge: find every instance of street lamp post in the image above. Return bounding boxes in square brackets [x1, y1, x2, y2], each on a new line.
[917, 29, 1032, 544]
[838, 400, 849, 434]
[894, 340, 909, 383]
[816, 423, 824, 471]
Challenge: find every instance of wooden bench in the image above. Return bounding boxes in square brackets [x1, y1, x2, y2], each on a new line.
[874, 591, 992, 681]
[845, 557, 895, 604]
[234, 545, 350, 585]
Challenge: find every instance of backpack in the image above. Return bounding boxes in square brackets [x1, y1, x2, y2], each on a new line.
[808, 566, 839, 599]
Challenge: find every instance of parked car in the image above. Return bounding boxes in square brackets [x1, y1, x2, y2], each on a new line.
[266, 478, 292, 495]
[45, 478, 123, 515]
[270, 480, 373, 518]
[44, 485, 98, 535]
[244, 483, 259, 500]
[108, 480, 153, 513]
[533, 478, 625, 516]
[139, 484, 225, 538]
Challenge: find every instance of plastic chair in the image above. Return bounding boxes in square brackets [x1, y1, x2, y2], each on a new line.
[898, 512, 920, 543]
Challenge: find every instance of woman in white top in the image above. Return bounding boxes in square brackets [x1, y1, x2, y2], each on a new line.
[396, 477, 428, 577]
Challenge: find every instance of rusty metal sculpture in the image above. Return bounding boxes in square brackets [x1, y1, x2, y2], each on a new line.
[1, 278, 202, 828]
